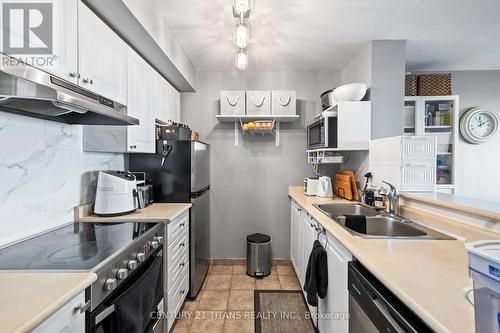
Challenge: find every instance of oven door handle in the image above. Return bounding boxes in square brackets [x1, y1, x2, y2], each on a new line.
[95, 304, 116, 325]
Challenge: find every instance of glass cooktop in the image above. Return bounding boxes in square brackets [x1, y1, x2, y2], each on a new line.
[0, 222, 156, 271]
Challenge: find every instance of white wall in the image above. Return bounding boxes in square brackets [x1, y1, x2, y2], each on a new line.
[181, 70, 340, 259]
[452, 70, 500, 201]
[0, 112, 124, 247]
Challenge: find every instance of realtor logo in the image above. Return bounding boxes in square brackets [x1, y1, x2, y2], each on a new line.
[2, 3, 53, 54]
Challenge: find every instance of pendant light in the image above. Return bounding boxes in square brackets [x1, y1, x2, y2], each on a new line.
[234, 22, 249, 49]
[235, 49, 248, 70]
[233, 0, 251, 18]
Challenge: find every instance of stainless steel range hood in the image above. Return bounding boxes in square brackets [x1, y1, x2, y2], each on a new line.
[0, 55, 138, 126]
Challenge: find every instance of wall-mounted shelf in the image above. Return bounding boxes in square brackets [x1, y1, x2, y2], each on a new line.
[307, 149, 344, 164]
[216, 115, 299, 146]
[216, 115, 299, 123]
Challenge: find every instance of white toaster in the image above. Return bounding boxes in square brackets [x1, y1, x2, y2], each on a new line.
[304, 178, 319, 196]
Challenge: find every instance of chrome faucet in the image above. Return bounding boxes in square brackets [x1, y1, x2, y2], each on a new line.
[378, 181, 400, 216]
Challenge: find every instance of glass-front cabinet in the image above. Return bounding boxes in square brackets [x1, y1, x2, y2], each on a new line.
[404, 95, 459, 193]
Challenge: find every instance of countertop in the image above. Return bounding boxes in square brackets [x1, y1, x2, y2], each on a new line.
[76, 203, 192, 223]
[289, 186, 498, 333]
[402, 192, 500, 221]
[0, 272, 96, 333]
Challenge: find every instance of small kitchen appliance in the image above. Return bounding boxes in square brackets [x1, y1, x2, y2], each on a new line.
[320, 89, 337, 111]
[316, 176, 334, 198]
[94, 171, 143, 216]
[307, 113, 338, 150]
[304, 178, 319, 196]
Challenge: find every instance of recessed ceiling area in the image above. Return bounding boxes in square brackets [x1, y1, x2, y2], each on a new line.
[155, 0, 500, 72]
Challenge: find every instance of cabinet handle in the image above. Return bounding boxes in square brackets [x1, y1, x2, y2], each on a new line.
[129, 145, 137, 149]
[180, 222, 186, 227]
[180, 262, 185, 267]
[180, 289, 185, 295]
[83, 78, 94, 85]
[179, 242, 186, 248]
[74, 300, 91, 314]
[68, 72, 80, 78]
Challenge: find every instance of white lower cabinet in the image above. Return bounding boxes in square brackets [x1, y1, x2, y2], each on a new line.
[290, 201, 301, 276]
[318, 232, 352, 333]
[289, 200, 352, 333]
[166, 210, 190, 332]
[32, 291, 86, 333]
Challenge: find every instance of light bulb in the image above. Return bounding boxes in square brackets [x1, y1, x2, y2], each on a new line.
[234, 23, 249, 48]
[235, 49, 248, 70]
[233, 0, 251, 18]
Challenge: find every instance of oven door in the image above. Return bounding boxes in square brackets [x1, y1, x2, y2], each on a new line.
[88, 252, 164, 333]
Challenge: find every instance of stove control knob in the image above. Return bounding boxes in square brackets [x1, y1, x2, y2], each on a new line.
[150, 241, 160, 249]
[116, 268, 128, 280]
[127, 260, 138, 270]
[136, 252, 146, 262]
[153, 236, 164, 244]
[104, 278, 117, 291]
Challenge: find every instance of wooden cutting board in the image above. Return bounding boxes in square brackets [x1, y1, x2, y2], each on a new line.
[334, 174, 353, 200]
[338, 170, 360, 201]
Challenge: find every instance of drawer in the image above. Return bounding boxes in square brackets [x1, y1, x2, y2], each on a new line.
[167, 265, 189, 332]
[168, 211, 189, 245]
[33, 291, 85, 333]
[168, 226, 189, 265]
[168, 245, 189, 292]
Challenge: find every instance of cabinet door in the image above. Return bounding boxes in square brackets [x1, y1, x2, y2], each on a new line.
[290, 201, 301, 275]
[126, 47, 155, 153]
[0, 0, 78, 83]
[32, 291, 85, 333]
[318, 233, 352, 333]
[78, 2, 127, 104]
[156, 74, 170, 123]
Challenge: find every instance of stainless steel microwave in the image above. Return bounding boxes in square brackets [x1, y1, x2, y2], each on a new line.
[307, 115, 338, 150]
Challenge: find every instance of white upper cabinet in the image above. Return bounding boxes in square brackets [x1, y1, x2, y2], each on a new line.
[0, 0, 79, 84]
[172, 86, 181, 122]
[78, 2, 127, 105]
[126, 47, 155, 153]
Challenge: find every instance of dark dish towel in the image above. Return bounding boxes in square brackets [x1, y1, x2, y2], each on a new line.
[303, 240, 328, 307]
[345, 215, 367, 234]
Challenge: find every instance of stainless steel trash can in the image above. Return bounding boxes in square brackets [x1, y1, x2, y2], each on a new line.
[246, 233, 272, 278]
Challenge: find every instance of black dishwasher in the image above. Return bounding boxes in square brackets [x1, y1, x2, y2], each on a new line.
[348, 261, 434, 333]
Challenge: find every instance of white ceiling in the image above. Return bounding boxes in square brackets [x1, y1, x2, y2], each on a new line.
[155, 0, 500, 72]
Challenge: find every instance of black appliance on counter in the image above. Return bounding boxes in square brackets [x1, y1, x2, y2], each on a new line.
[0, 222, 165, 332]
[129, 140, 210, 298]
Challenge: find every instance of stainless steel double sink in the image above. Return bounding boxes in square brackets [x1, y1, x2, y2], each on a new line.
[313, 203, 455, 240]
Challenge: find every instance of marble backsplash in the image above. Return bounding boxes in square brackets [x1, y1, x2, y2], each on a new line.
[0, 112, 125, 247]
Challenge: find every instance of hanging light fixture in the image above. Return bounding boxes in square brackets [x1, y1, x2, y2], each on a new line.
[233, 22, 249, 49]
[232, 0, 252, 70]
[233, 0, 251, 18]
[235, 49, 248, 70]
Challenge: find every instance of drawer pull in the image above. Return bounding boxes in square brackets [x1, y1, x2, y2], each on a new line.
[179, 242, 186, 248]
[180, 222, 186, 227]
[180, 289, 185, 295]
[180, 262, 185, 267]
[74, 300, 91, 314]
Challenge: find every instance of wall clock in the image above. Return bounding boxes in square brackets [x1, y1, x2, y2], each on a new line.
[460, 107, 499, 144]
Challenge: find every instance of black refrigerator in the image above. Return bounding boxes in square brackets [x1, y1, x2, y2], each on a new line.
[129, 141, 210, 298]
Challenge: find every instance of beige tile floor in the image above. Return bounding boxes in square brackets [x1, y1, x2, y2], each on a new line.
[171, 262, 301, 333]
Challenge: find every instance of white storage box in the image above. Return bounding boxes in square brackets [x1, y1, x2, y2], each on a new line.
[466, 241, 500, 333]
[271, 90, 296, 115]
[246, 90, 271, 116]
[220, 91, 246, 115]
[369, 136, 437, 192]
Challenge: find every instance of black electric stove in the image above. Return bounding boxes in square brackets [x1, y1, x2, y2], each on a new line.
[0, 222, 158, 271]
[0, 222, 165, 312]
